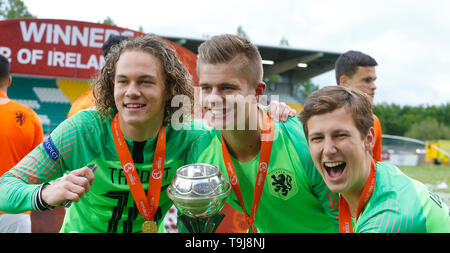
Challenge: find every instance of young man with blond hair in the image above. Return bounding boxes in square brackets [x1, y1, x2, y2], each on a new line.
[187, 34, 339, 233]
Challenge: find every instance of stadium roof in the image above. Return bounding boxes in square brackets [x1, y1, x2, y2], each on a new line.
[162, 35, 341, 83]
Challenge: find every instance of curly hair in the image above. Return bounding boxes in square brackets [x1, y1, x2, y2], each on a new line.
[93, 35, 194, 124]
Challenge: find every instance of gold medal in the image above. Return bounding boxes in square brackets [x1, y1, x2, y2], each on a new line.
[142, 220, 158, 233]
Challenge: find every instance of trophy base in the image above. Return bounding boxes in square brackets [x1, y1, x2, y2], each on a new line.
[178, 213, 225, 233]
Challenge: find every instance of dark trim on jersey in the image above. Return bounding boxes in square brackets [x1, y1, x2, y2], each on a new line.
[132, 141, 146, 164]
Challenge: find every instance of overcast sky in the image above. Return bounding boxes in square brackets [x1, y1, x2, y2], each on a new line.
[22, 0, 450, 106]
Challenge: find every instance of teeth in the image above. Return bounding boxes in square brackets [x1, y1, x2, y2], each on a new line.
[210, 108, 232, 114]
[324, 161, 345, 168]
[126, 104, 144, 108]
[210, 109, 226, 115]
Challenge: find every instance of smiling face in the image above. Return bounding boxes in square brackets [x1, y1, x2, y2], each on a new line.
[114, 50, 167, 129]
[306, 107, 374, 196]
[198, 61, 264, 130]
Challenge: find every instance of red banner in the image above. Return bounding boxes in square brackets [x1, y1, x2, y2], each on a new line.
[0, 19, 198, 84]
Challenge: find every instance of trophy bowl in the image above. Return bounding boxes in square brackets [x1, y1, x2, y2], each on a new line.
[167, 163, 230, 218]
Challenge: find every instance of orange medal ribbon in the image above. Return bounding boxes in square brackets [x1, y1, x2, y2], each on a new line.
[111, 114, 166, 223]
[221, 110, 274, 233]
[339, 159, 376, 233]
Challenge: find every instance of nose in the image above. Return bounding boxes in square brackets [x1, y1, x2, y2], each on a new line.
[209, 86, 222, 96]
[125, 81, 140, 98]
[322, 138, 338, 157]
[203, 87, 224, 109]
[370, 81, 376, 91]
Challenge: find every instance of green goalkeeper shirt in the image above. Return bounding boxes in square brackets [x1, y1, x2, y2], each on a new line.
[0, 108, 208, 232]
[353, 162, 450, 233]
[187, 117, 339, 233]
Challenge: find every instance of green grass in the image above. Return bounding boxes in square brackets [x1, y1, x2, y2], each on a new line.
[398, 165, 450, 208]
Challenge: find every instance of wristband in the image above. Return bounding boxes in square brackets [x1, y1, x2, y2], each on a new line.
[34, 182, 55, 211]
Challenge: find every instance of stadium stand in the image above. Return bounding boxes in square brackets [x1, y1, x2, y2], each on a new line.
[8, 76, 72, 134]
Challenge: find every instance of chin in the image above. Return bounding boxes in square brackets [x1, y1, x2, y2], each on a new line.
[325, 175, 353, 195]
[207, 120, 234, 130]
[206, 115, 235, 130]
[326, 183, 347, 194]
[121, 112, 151, 125]
[123, 118, 146, 126]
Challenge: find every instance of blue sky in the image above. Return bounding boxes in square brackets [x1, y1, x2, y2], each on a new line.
[23, 0, 450, 106]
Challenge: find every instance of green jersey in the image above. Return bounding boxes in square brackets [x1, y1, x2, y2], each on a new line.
[354, 162, 450, 233]
[0, 109, 208, 232]
[187, 117, 339, 233]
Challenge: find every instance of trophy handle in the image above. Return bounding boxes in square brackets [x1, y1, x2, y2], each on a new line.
[177, 213, 226, 233]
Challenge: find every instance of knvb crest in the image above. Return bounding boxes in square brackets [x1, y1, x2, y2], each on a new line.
[268, 169, 298, 200]
[15, 112, 25, 126]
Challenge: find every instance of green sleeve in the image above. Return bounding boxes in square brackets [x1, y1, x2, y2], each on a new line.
[355, 162, 450, 233]
[411, 177, 450, 233]
[0, 175, 40, 213]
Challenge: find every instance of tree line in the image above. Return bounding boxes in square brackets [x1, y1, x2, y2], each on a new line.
[373, 103, 450, 141]
[293, 81, 450, 141]
[0, 0, 34, 18]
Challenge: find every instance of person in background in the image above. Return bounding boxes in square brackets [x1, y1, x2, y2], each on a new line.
[335, 50, 382, 161]
[299, 85, 449, 233]
[0, 54, 44, 232]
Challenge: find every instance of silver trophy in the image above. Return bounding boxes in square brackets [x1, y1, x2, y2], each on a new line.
[167, 163, 230, 233]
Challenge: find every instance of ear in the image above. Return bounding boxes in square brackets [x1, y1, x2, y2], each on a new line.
[255, 82, 266, 102]
[339, 75, 348, 86]
[7, 76, 12, 88]
[364, 127, 375, 151]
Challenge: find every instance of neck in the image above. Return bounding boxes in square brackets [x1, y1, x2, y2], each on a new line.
[221, 109, 264, 162]
[222, 129, 261, 162]
[341, 154, 373, 217]
[0, 88, 7, 97]
[0, 88, 8, 104]
[119, 115, 163, 142]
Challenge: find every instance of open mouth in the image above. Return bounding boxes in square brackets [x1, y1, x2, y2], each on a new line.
[323, 161, 346, 179]
[207, 107, 233, 117]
